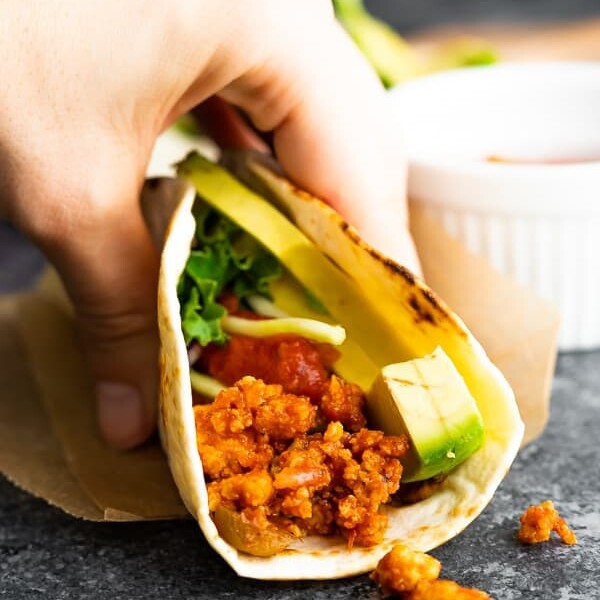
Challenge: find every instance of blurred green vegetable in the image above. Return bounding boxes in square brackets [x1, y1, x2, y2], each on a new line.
[333, 0, 498, 87]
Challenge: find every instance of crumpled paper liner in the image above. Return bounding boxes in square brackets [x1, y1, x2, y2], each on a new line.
[0, 276, 187, 521]
[15, 281, 187, 521]
[0, 298, 103, 519]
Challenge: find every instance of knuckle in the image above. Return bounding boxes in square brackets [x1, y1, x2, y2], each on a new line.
[77, 302, 157, 354]
[9, 142, 138, 251]
[13, 170, 95, 244]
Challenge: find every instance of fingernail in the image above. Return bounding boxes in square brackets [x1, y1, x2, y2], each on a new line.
[96, 381, 146, 449]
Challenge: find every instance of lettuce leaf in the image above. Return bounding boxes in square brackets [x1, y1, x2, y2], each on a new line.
[178, 201, 282, 346]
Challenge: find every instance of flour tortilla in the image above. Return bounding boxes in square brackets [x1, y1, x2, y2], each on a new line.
[156, 154, 524, 580]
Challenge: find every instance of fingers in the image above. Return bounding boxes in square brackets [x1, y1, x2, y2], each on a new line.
[222, 13, 421, 275]
[74, 215, 159, 450]
[15, 152, 159, 449]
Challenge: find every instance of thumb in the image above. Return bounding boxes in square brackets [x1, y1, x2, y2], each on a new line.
[19, 156, 160, 449]
[75, 210, 159, 450]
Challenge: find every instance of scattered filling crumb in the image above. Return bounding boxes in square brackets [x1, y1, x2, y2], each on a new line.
[371, 544, 490, 599]
[371, 544, 441, 594]
[518, 500, 577, 545]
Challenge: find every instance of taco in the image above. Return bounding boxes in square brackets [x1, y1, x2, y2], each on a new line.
[156, 151, 523, 580]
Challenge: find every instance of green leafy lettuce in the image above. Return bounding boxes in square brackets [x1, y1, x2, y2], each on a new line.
[178, 201, 282, 347]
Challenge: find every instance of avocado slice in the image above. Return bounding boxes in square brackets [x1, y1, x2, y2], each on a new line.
[368, 347, 484, 482]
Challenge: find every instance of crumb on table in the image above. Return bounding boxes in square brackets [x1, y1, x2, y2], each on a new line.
[518, 500, 577, 545]
[371, 544, 441, 594]
[371, 544, 490, 598]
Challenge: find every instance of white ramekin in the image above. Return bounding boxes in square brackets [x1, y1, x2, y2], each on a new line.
[389, 62, 600, 351]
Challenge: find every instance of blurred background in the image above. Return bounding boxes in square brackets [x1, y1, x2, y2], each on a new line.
[2, 0, 600, 293]
[366, 0, 600, 32]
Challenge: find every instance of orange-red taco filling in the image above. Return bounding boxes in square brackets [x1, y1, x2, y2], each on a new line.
[194, 374, 408, 547]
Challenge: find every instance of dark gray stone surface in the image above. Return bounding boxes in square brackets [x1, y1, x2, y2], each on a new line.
[1, 352, 599, 599]
[366, 0, 600, 33]
[0, 223, 45, 294]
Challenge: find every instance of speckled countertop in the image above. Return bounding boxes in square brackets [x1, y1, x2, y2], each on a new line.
[1, 347, 598, 599]
[1, 229, 600, 598]
[2, 3, 600, 598]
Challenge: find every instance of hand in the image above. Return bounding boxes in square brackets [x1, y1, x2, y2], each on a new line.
[0, 0, 420, 449]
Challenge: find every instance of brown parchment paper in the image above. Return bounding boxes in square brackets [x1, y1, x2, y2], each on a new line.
[410, 18, 600, 61]
[14, 275, 187, 521]
[5, 17, 595, 522]
[0, 297, 103, 519]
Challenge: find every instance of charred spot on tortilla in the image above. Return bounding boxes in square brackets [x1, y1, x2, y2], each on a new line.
[421, 288, 450, 323]
[336, 222, 417, 281]
[408, 295, 435, 325]
[336, 223, 452, 326]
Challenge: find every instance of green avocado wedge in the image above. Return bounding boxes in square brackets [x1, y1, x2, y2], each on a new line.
[368, 347, 485, 482]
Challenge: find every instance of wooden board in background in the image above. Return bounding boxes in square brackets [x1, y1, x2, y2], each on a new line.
[410, 18, 600, 60]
